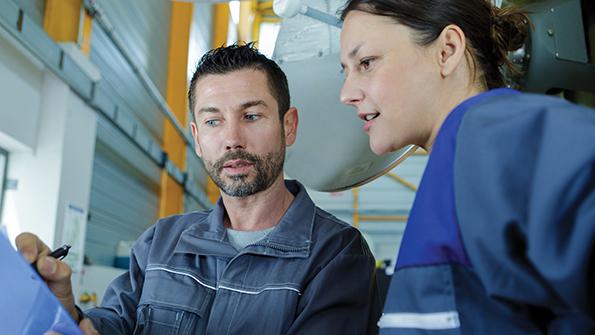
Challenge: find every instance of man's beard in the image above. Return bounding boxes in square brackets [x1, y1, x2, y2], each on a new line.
[204, 147, 285, 198]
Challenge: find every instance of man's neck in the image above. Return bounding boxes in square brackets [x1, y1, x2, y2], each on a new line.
[221, 177, 295, 231]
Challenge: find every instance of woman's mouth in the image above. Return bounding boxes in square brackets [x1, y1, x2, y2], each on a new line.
[358, 112, 380, 131]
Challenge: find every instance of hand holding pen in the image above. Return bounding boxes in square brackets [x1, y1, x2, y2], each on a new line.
[31, 244, 71, 275]
[15, 233, 81, 321]
[14, 233, 99, 334]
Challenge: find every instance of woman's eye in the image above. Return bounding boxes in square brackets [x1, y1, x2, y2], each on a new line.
[360, 57, 375, 71]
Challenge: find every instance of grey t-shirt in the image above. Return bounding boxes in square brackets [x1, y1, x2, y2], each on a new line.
[225, 226, 275, 251]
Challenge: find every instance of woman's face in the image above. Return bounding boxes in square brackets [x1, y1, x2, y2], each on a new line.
[340, 10, 441, 155]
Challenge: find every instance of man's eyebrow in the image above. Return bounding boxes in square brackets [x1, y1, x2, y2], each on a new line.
[197, 100, 268, 115]
[240, 100, 268, 110]
[197, 106, 220, 114]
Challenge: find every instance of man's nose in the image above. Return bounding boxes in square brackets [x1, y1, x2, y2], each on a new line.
[223, 121, 246, 150]
[340, 76, 364, 106]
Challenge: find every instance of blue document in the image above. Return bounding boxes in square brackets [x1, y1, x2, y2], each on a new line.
[0, 232, 82, 335]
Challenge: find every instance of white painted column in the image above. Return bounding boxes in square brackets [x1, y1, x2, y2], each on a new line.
[2, 71, 96, 255]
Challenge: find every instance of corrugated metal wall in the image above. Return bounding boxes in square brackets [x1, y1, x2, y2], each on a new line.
[11, 0, 44, 26]
[89, 5, 171, 144]
[87, 116, 161, 266]
[83, 1, 172, 266]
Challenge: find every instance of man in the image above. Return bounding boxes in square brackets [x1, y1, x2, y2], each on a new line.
[17, 43, 381, 334]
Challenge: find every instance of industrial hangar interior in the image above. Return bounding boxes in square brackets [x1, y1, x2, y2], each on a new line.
[0, 0, 594, 334]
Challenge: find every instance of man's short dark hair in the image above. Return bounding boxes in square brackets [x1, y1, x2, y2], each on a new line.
[188, 42, 290, 122]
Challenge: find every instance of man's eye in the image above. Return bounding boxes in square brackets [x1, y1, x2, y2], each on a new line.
[245, 114, 260, 121]
[205, 119, 220, 126]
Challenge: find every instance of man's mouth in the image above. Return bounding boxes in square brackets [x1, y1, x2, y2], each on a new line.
[222, 159, 254, 175]
[223, 159, 253, 168]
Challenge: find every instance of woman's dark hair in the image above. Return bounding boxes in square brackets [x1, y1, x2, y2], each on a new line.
[340, 0, 530, 89]
[188, 42, 290, 122]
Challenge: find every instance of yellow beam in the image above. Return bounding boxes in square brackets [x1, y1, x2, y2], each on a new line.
[251, 1, 280, 50]
[252, 12, 262, 48]
[259, 9, 278, 17]
[43, 0, 92, 56]
[238, 1, 255, 42]
[44, 0, 80, 42]
[80, 12, 93, 56]
[212, 3, 230, 48]
[360, 215, 409, 222]
[386, 172, 418, 192]
[257, 1, 273, 11]
[160, 2, 193, 217]
[352, 187, 360, 228]
[207, 179, 220, 204]
[159, 173, 185, 217]
[259, 17, 282, 24]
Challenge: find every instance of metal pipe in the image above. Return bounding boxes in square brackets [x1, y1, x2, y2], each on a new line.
[352, 187, 360, 228]
[302, 6, 342, 28]
[83, 0, 193, 147]
[273, 0, 342, 28]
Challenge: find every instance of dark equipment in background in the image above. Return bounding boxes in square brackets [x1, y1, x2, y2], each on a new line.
[510, 0, 595, 94]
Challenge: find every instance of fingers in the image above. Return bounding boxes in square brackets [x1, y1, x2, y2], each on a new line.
[15, 232, 51, 263]
[41, 258, 76, 319]
[38, 255, 72, 282]
[80, 319, 100, 335]
[15, 233, 79, 326]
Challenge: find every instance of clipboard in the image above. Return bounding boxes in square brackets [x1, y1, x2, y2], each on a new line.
[0, 232, 83, 335]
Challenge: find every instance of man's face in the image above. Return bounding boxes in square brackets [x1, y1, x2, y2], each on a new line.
[190, 69, 298, 197]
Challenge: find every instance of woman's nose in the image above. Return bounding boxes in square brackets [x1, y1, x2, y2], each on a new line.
[340, 77, 364, 106]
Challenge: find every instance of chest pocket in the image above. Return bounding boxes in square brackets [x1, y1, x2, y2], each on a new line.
[135, 267, 215, 335]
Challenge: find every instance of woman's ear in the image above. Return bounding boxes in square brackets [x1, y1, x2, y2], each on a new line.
[436, 24, 467, 78]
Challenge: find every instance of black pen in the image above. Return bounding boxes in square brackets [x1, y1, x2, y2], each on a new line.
[32, 244, 72, 275]
[48, 244, 71, 260]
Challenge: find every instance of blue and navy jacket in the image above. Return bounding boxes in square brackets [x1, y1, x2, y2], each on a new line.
[379, 89, 595, 334]
[86, 180, 382, 334]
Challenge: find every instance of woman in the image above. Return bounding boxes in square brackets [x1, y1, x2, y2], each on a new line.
[339, 0, 595, 334]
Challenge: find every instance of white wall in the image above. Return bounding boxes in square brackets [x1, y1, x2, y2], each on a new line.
[0, 28, 43, 152]
[0, 27, 96, 264]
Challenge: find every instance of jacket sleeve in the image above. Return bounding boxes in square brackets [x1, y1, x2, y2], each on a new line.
[83, 226, 155, 333]
[454, 94, 595, 324]
[285, 233, 383, 335]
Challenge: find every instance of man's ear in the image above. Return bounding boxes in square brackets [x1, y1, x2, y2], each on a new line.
[436, 24, 467, 78]
[190, 121, 202, 157]
[283, 107, 299, 146]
